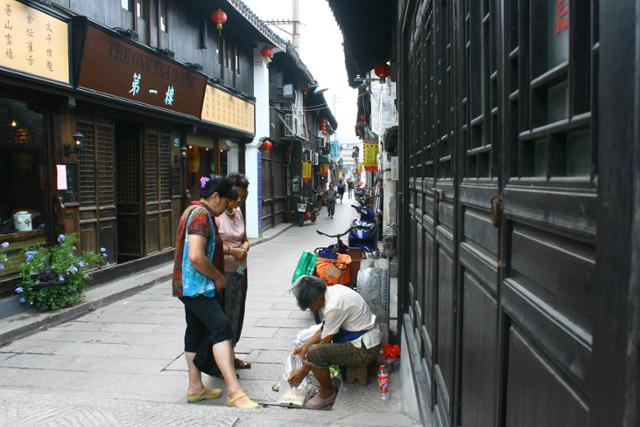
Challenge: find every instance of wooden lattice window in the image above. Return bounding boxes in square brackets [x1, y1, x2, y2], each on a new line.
[435, 0, 453, 179]
[144, 132, 159, 202]
[78, 118, 115, 208]
[116, 131, 139, 205]
[159, 133, 171, 200]
[462, 0, 499, 179]
[510, 0, 597, 180]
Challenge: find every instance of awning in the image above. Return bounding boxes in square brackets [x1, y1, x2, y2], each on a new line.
[327, 0, 394, 87]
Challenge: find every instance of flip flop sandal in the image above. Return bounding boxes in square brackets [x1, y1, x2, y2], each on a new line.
[234, 358, 252, 369]
[304, 391, 337, 409]
[226, 392, 261, 409]
[187, 387, 223, 403]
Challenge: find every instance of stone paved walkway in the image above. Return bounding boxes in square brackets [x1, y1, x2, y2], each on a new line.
[0, 201, 418, 426]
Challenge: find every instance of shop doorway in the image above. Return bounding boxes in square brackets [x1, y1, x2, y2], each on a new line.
[115, 120, 143, 262]
[76, 115, 117, 263]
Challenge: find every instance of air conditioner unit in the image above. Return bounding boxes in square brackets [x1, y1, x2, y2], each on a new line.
[283, 84, 294, 98]
[312, 153, 319, 165]
[319, 137, 326, 148]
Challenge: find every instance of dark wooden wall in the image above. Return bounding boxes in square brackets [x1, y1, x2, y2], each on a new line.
[53, 0, 254, 96]
[397, 0, 604, 426]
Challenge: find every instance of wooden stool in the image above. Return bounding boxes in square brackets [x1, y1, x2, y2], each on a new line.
[345, 365, 369, 385]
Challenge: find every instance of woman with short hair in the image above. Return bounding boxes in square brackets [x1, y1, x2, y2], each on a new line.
[288, 276, 381, 409]
[217, 172, 251, 370]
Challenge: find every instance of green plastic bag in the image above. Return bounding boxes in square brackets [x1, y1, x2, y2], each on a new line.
[291, 251, 318, 283]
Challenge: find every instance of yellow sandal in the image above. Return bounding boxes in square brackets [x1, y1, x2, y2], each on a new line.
[226, 392, 261, 409]
[187, 387, 223, 403]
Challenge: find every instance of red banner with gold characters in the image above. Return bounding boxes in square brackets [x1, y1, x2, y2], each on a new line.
[302, 161, 312, 182]
[364, 142, 379, 172]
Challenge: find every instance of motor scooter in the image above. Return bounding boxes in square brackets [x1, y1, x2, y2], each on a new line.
[348, 205, 378, 254]
[295, 194, 319, 226]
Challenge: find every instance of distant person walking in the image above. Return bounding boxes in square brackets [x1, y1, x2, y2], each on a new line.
[172, 175, 259, 409]
[337, 179, 346, 203]
[217, 173, 251, 370]
[327, 183, 336, 219]
[347, 178, 354, 199]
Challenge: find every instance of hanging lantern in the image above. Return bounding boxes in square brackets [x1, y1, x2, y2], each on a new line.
[211, 9, 228, 35]
[261, 138, 273, 152]
[261, 46, 273, 62]
[321, 118, 327, 136]
[374, 63, 391, 83]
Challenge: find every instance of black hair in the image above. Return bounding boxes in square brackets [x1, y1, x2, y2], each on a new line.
[199, 175, 233, 200]
[291, 275, 327, 310]
[227, 172, 250, 189]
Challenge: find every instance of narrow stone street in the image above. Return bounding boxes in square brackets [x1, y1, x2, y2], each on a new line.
[0, 201, 417, 426]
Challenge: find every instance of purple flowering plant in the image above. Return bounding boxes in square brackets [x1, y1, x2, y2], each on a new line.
[18, 234, 104, 311]
[0, 241, 9, 272]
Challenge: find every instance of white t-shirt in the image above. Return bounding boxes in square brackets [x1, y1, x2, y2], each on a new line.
[321, 285, 381, 349]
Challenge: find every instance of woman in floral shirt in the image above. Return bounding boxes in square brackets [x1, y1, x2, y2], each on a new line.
[172, 175, 259, 409]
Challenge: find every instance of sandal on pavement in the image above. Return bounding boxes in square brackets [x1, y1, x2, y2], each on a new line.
[234, 358, 252, 369]
[226, 392, 261, 409]
[187, 387, 223, 403]
[304, 390, 337, 409]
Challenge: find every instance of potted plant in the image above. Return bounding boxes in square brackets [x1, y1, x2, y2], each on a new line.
[16, 234, 105, 311]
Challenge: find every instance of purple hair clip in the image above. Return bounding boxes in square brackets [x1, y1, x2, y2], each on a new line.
[199, 176, 211, 189]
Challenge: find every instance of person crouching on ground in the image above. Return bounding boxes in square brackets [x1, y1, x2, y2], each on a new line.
[288, 276, 381, 409]
[172, 175, 260, 409]
[217, 172, 251, 370]
[326, 183, 336, 219]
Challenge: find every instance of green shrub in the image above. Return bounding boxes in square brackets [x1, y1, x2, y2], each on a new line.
[16, 234, 104, 311]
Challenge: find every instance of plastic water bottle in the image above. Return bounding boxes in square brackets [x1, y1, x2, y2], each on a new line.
[378, 364, 389, 399]
[236, 265, 246, 276]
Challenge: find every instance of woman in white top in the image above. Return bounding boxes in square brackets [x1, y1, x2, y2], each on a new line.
[288, 275, 381, 409]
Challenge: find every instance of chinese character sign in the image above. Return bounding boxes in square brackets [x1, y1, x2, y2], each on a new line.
[1, 0, 69, 83]
[77, 24, 207, 117]
[201, 84, 255, 134]
[364, 142, 379, 172]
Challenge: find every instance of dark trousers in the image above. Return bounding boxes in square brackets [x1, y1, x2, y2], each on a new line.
[327, 201, 336, 217]
[222, 271, 248, 346]
[180, 295, 233, 376]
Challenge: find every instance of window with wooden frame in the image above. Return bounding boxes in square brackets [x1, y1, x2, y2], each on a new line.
[121, 0, 133, 10]
[462, 0, 499, 180]
[435, 0, 453, 180]
[159, 0, 168, 33]
[509, 0, 597, 181]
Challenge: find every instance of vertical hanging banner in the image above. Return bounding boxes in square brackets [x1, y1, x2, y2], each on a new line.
[364, 141, 379, 172]
[358, 162, 364, 175]
[302, 161, 312, 182]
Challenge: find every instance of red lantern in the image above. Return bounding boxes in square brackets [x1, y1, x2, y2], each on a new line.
[321, 118, 327, 136]
[261, 139, 273, 152]
[261, 46, 273, 61]
[374, 63, 391, 83]
[211, 9, 227, 35]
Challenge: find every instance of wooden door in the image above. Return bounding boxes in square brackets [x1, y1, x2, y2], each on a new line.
[77, 116, 117, 263]
[456, 0, 501, 426]
[115, 122, 142, 262]
[143, 128, 173, 254]
[498, 1, 596, 425]
[400, 0, 599, 426]
[261, 150, 274, 230]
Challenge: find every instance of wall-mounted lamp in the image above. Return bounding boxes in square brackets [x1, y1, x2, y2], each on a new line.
[180, 146, 188, 158]
[10, 119, 17, 127]
[64, 132, 84, 156]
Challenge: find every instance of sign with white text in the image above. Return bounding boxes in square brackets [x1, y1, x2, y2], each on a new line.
[77, 23, 207, 117]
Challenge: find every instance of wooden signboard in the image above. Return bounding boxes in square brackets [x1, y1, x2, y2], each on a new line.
[0, 0, 69, 84]
[76, 23, 207, 117]
[364, 142, 379, 172]
[201, 84, 255, 134]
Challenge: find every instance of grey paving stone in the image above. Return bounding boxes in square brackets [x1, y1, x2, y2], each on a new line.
[335, 412, 419, 426]
[244, 349, 292, 364]
[0, 338, 69, 354]
[239, 326, 278, 338]
[254, 318, 315, 328]
[235, 337, 297, 353]
[236, 362, 283, 381]
[100, 322, 160, 333]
